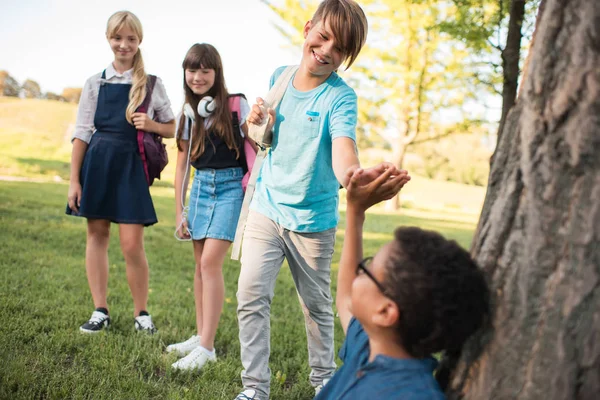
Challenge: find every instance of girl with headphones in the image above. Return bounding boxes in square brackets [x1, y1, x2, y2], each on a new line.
[167, 43, 255, 371]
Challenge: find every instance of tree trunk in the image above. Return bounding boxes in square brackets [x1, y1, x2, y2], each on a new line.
[385, 141, 408, 211]
[497, 0, 527, 143]
[447, 0, 600, 399]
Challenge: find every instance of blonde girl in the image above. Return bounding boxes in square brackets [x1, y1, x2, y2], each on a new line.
[66, 11, 175, 334]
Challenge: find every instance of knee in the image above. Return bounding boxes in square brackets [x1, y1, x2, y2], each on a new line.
[301, 296, 333, 317]
[236, 285, 271, 312]
[120, 237, 143, 259]
[198, 257, 222, 276]
[88, 224, 109, 244]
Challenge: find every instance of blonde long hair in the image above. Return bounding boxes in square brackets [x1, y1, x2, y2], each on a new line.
[106, 11, 147, 124]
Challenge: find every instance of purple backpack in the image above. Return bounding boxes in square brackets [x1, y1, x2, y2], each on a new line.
[136, 75, 168, 186]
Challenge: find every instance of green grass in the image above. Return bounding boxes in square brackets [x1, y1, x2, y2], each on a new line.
[0, 97, 486, 212]
[0, 97, 480, 399]
[0, 180, 476, 400]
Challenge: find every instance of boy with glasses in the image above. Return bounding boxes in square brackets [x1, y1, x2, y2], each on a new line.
[315, 166, 490, 399]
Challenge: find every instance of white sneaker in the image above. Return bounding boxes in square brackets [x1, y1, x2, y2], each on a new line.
[315, 378, 331, 395]
[234, 389, 257, 400]
[171, 346, 216, 371]
[134, 314, 157, 334]
[79, 310, 110, 334]
[166, 335, 201, 357]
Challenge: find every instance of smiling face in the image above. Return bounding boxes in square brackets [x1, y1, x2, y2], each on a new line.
[301, 19, 345, 78]
[185, 67, 216, 96]
[108, 25, 140, 66]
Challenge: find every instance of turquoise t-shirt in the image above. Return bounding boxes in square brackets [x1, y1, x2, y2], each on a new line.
[250, 66, 358, 232]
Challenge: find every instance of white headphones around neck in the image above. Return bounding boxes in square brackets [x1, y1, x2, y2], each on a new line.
[183, 96, 216, 120]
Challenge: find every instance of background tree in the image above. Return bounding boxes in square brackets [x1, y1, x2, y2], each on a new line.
[61, 87, 82, 103]
[44, 92, 66, 102]
[21, 79, 42, 99]
[443, 0, 600, 398]
[441, 0, 541, 145]
[0, 70, 20, 97]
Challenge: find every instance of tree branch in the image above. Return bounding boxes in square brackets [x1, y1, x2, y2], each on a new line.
[411, 130, 457, 145]
[487, 38, 504, 52]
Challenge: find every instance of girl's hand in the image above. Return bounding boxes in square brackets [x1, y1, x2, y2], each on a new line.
[345, 166, 411, 213]
[68, 182, 82, 213]
[247, 97, 276, 132]
[132, 112, 156, 132]
[176, 213, 191, 240]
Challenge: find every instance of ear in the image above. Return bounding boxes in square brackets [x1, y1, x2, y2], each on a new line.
[303, 20, 312, 39]
[372, 299, 400, 328]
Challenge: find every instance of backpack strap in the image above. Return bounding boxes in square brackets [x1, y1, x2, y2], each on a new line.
[228, 94, 243, 135]
[139, 75, 157, 112]
[136, 75, 159, 185]
[247, 65, 298, 148]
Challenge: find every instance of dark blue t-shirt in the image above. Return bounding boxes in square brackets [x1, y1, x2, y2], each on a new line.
[315, 318, 446, 400]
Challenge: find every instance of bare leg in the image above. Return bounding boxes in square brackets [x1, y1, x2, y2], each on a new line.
[198, 238, 231, 351]
[119, 223, 149, 316]
[192, 239, 206, 335]
[85, 219, 111, 309]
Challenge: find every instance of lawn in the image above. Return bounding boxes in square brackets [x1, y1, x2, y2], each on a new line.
[0, 97, 480, 399]
[0, 180, 477, 400]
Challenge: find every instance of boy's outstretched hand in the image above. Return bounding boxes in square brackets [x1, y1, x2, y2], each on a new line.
[345, 163, 410, 212]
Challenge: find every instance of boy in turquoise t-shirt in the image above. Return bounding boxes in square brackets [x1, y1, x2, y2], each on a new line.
[234, 1, 408, 399]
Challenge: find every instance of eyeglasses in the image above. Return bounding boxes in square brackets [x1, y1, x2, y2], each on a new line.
[356, 257, 388, 295]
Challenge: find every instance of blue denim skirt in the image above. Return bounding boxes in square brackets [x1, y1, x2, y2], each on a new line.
[187, 167, 244, 241]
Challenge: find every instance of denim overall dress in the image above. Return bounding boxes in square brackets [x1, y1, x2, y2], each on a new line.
[66, 71, 158, 226]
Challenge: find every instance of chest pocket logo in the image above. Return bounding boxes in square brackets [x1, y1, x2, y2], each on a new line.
[303, 110, 321, 138]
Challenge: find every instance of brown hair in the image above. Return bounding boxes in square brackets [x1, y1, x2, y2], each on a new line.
[176, 43, 239, 161]
[106, 11, 147, 125]
[311, 0, 368, 69]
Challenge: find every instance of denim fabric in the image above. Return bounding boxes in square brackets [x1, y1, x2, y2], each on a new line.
[315, 318, 446, 400]
[187, 167, 244, 241]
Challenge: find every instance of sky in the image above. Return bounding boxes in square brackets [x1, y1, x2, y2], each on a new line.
[1, 0, 501, 136]
[0, 0, 301, 112]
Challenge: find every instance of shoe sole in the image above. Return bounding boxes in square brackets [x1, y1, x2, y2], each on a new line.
[166, 346, 199, 357]
[79, 326, 108, 334]
[171, 358, 216, 371]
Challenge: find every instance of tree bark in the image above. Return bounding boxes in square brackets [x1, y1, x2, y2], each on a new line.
[497, 0, 527, 144]
[447, 0, 600, 399]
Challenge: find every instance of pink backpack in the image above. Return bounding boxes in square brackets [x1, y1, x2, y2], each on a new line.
[228, 94, 257, 192]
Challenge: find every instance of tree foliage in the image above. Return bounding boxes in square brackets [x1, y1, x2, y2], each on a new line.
[0, 70, 20, 97]
[62, 88, 83, 103]
[22, 79, 42, 99]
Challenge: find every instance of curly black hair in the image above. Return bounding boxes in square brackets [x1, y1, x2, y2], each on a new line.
[382, 227, 490, 361]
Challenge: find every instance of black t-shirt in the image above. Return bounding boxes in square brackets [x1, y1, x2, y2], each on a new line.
[190, 127, 246, 171]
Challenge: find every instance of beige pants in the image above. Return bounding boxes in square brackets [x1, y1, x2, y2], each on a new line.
[236, 210, 337, 399]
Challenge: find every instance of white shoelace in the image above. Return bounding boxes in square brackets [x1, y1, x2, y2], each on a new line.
[135, 315, 154, 329]
[88, 311, 108, 325]
[180, 335, 200, 346]
[235, 390, 256, 400]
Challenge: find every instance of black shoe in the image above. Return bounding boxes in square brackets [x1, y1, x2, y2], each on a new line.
[80, 310, 110, 334]
[134, 314, 157, 334]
